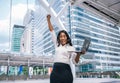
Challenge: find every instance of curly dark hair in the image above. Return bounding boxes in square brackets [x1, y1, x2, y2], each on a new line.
[57, 30, 72, 46]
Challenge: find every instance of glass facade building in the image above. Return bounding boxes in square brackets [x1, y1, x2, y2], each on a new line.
[23, 0, 69, 55]
[11, 25, 25, 52]
[32, 0, 66, 55]
[33, 3, 55, 55]
[22, 9, 35, 54]
[69, 6, 120, 72]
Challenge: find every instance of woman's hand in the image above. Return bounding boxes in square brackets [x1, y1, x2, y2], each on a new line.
[46, 14, 54, 31]
[47, 14, 51, 20]
[80, 50, 86, 55]
[76, 50, 86, 55]
[75, 50, 86, 63]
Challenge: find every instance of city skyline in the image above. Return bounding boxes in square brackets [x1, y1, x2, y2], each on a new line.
[0, 0, 120, 80]
[0, 0, 34, 51]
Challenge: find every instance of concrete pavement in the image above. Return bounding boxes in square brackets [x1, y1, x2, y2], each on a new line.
[1, 78, 120, 83]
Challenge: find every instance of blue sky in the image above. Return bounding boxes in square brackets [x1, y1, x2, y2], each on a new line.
[0, 0, 35, 51]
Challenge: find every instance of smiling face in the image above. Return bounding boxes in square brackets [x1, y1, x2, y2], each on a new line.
[57, 30, 72, 47]
[59, 32, 67, 46]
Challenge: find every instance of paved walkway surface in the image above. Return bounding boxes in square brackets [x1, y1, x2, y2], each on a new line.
[1, 78, 120, 83]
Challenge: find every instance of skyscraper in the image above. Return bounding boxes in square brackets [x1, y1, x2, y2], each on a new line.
[69, 6, 120, 72]
[11, 25, 25, 52]
[21, 9, 35, 54]
[23, 0, 68, 55]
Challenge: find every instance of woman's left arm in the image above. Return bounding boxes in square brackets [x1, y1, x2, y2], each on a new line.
[75, 50, 86, 63]
[71, 50, 86, 64]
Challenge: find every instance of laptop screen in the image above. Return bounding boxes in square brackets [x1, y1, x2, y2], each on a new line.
[81, 37, 91, 52]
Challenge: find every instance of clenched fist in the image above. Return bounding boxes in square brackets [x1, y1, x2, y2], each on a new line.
[47, 14, 51, 20]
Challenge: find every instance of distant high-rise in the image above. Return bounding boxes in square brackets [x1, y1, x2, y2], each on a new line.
[11, 25, 25, 52]
[21, 9, 35, 54]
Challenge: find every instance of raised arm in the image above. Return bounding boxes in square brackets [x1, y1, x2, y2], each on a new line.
[47, 14, 54, 32]
[46, 14, 57, 47]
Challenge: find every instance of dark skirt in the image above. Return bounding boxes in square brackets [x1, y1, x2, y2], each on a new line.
[50, 62, 73, 83]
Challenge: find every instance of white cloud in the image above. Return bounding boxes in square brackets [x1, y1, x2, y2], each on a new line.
[0, 3, 34, 51]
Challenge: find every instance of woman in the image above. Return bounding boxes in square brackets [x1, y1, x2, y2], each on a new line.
[47, 14, 85, 83]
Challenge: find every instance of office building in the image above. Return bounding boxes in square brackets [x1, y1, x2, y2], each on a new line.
[11, 25, 25, 52]
[69, 6, 120, 72]
[21, 10, 35, 54]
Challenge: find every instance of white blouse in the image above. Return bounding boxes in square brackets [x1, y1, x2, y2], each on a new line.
[50, 31, 77, 65]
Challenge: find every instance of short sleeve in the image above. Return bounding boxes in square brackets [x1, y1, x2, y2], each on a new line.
[50, 30, 57, 47]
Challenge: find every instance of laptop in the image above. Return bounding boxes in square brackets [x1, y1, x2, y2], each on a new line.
[68, 37, 91, 53]
[81, 37, 91, 52]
